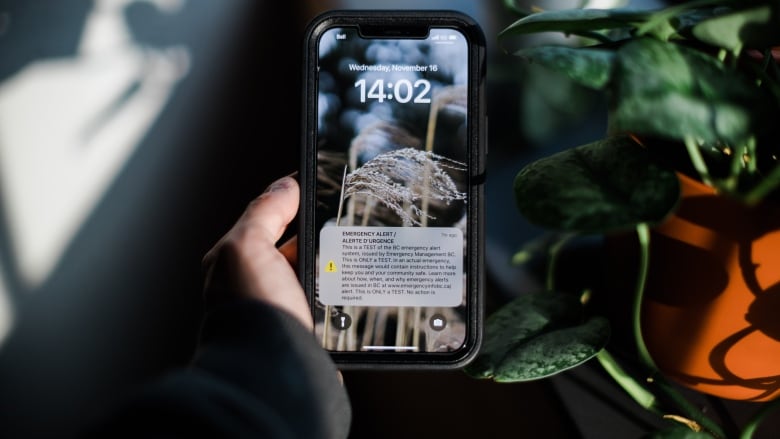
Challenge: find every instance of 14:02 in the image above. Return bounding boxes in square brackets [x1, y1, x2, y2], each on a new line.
[354, 78, 432, 104]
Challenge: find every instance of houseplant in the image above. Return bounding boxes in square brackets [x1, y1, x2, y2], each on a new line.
[465, 0, 780, 437]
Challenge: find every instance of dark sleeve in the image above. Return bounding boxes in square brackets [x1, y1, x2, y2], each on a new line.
[84, 299, 351, 439]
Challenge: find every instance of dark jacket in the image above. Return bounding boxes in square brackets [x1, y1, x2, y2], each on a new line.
[83, 299, 351, 438]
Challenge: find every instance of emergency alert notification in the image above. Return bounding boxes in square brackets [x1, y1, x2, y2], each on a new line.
[318, 226, 463, 306]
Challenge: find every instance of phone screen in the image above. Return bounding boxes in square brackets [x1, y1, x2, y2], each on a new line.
[302, 12, 484, 366]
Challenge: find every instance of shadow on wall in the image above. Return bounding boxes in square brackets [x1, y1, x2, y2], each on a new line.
[0, 1, 314, 437]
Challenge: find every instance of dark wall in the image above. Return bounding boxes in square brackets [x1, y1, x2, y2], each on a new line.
[0, 2, 315, 437]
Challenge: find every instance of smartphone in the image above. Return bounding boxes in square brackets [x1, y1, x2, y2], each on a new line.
[299, 9, 486, 368]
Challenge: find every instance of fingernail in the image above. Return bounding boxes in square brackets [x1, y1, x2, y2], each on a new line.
[264, 176, 294, 194]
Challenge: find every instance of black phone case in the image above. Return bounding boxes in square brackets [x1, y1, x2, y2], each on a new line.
[299, 9, 486, 369]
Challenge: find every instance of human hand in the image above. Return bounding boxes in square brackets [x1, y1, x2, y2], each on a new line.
[201, 175, 312, 330]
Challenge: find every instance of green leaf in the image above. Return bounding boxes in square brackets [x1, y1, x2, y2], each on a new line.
[610, 37, 771, 145]
[493, 316, 610, 382]
[671, 7, 724, 33]
[612, 93, 752, 147]
[692, 5, 780, 53]
[502, 0, 530, 16]
[499, 8, 651, 38]
[464, 291, 583, 380]
[513, 46, 616, 89]
[513, 136, 680, 234]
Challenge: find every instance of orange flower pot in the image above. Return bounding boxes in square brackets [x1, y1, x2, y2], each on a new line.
[640, 173, 780, 401]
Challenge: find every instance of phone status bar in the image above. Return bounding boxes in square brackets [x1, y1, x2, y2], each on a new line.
[330, 29, 460, 44]
[429, 30, 460, 44]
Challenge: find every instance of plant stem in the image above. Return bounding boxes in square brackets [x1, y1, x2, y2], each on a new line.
[725, 144, 743, 192]
[596, 349, 659, 413]
[684, 135, 714, 189]
[746, 137, 757, 174]
[632, 224, 655, 371]
[636, 0, 740, 37]
[740, 397, 780, 439]
[727, 138, 756, 193]
[744, 160, 780, 205]
[654, 378, 726, 438]
[633, 224, 727, 439]
[546, 233, 575, 291]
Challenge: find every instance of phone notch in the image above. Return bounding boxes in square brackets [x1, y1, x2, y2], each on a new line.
[358, 24, 429, 39]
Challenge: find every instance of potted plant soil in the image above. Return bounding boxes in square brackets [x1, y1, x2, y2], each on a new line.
[465, 0, 780, 437]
